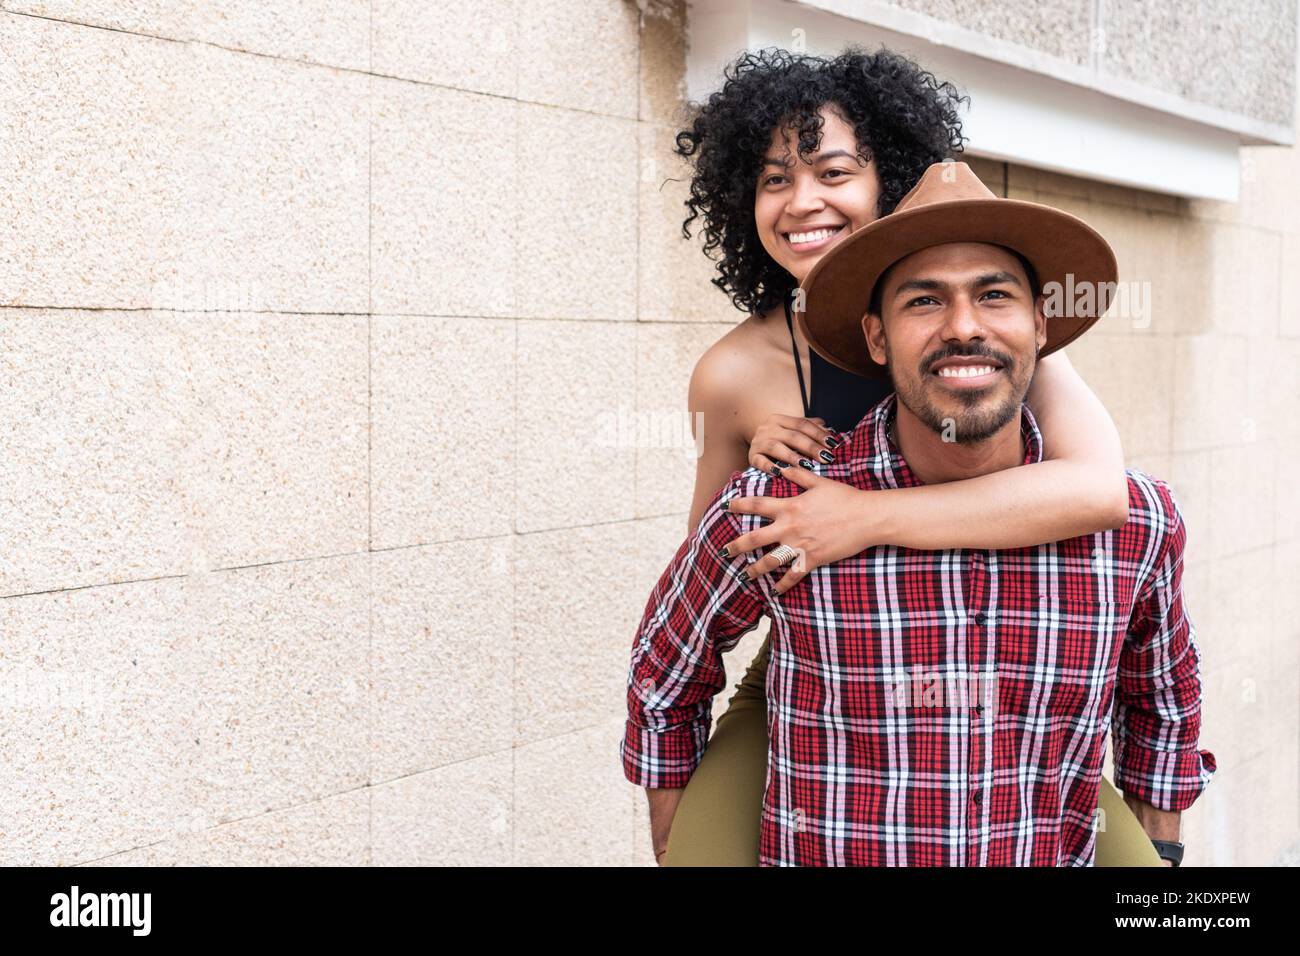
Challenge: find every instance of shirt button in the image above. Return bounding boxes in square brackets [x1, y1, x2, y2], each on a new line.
[974, 705, 984, 716]
[974, 612, 987, 626]
[972, 790, 983, 804]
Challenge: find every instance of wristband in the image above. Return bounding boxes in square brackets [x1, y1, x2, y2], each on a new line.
[1151, 839, 1184, 867]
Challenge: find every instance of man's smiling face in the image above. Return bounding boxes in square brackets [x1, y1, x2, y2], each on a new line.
[863, 242, 1047, 444]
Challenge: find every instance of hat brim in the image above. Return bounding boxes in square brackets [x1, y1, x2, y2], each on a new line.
[795, 198, 1120, 379]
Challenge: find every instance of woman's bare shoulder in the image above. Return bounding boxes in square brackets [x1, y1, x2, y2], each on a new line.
[688, 315, 779, 412]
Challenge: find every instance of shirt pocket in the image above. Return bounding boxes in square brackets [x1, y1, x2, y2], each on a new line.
[993, 595, 1126, 722]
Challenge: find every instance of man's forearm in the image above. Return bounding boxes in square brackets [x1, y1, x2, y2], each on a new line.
[645, 787, 685, 863]
[1123, 791, 1181, 865]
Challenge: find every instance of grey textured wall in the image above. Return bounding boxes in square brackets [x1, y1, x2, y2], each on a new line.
[1103, 0, 1297, 125]
[889, 0, 1093, 64]
[887, 0, 1297, 125]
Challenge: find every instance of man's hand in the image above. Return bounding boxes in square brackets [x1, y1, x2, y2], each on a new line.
[645, 787, 685, 864]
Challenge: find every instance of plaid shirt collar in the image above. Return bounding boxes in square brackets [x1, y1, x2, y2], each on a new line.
[843, 392, 1044, 490]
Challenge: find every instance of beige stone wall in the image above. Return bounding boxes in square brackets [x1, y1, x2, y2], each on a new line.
[1, 1, 1294, 866]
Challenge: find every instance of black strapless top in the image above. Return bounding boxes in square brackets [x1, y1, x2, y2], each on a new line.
[783, 298, 893, 434]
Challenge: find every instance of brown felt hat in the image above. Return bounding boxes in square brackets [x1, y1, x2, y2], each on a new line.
[794, 161, 1118, 379]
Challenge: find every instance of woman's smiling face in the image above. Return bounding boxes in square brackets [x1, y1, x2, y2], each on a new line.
[754, 103, 882, 285]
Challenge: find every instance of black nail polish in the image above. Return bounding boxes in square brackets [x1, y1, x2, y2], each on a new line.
[771, 461, 786, 476]
[799, 458, 815, 470]
[720, 498, 730, 511]
[717, 546, 729, 558]
[818, 450, 834, 463]
[825, 435, 840, 449]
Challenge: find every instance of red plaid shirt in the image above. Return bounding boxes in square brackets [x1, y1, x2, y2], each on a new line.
[622, 393, 1216, 866]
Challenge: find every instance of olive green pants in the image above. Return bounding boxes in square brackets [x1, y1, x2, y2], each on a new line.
[663, 635, 1162, 867]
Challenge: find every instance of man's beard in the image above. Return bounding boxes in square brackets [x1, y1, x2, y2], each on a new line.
[885, 343, 1034, 445]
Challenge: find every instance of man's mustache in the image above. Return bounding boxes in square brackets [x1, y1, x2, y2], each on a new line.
[921, 344, 1015, 375]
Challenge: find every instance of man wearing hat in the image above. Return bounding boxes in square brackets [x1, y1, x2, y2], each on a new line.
[620, 162, 1216, 866]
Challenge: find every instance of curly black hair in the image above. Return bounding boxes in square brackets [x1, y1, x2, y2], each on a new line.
[674, 45, 968, 317]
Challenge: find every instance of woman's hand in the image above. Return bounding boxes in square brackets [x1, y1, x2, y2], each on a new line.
[747, 412, 841, 475]
[722, 465, 878, 595]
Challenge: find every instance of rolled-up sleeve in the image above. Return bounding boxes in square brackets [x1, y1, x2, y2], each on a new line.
[1112, 479, 1217, 811]
[620, 481, 767, 789]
